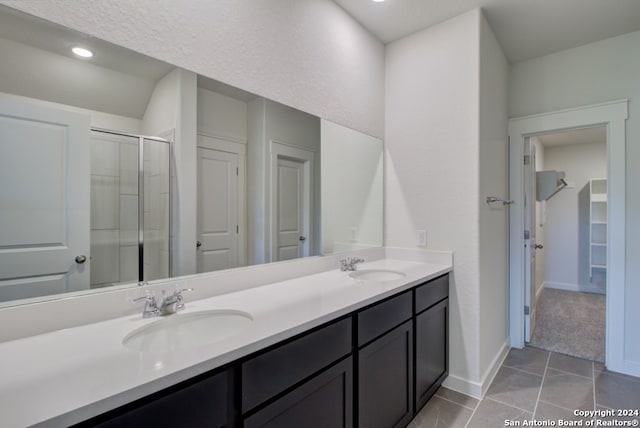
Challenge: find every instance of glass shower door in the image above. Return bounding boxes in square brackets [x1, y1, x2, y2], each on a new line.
[90, 131, 171, 287]
[142, 137, 170, 281]
[90, 131, 140, 288]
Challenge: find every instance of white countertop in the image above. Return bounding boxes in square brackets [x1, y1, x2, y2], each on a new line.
[0, 258, 450, 428]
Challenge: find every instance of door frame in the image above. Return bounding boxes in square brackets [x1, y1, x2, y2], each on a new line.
[508, 100, 627, 371]
[523, 137, 537, 343]
[197, 133, 247, 267]
[268, 140, 315, 263]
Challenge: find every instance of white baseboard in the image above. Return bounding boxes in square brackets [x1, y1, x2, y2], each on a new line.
[442, 339, 510, 399]
[544, 281, 605, 295]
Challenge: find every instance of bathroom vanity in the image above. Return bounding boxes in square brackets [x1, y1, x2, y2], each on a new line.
[0, 255, 451, 427]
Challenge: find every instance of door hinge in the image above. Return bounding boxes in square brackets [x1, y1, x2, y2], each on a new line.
[236, 167, 239, 176]
[524, 154, 530, 165]
[524, 305, 530, 315]
[524, 230, 530, 240]
[236, 225, 239, 234]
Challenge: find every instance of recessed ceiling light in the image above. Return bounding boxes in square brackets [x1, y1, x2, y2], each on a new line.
[72, 47, 93, 58]
[372, 0, 385, 2]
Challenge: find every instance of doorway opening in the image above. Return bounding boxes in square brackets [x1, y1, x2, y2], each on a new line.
[508, 100, 627, 373]
[524, 127, 607, 362]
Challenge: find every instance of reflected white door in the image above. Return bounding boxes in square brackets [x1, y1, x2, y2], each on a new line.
[276, 157, 306, 261]
[197, 146, 239, 273]
[524, 137, 538, 342]
[0, 98, 90, 302]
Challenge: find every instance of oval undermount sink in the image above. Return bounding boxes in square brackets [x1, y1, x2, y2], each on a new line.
[123, 310, 253, 353]
[348, 269, 406, 282]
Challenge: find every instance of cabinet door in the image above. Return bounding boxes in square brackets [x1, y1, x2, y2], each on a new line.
[358, 320, 413, 428]
[84, 370, 230, 428]
[244, 357, 353, 428]
[415, 299, 448, 411]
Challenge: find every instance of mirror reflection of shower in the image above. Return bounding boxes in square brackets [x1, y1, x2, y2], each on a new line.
[90, 129, 171, 288]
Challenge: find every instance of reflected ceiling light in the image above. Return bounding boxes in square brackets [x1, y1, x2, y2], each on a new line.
[372, 0, 385, 2]
[72, 46, 93, 58]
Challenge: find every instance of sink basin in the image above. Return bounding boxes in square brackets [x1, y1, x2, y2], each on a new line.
[123, 310, 253, 353]
[348, 269, 406, 282]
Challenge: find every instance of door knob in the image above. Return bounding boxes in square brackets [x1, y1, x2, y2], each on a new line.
[75, 255, 87, 264]
[534, 244, 544, 250]
[196, 241, 202, 248]
[299, 236, 306, 242]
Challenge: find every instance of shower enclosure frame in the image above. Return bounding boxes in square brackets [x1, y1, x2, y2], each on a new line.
[91, 127, 173, 284]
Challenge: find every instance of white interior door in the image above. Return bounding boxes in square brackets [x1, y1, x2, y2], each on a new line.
[0, 98, 90, 302]
[197, 146, 239, 273]
[276, 157, 307, 261]
[524, 137, 538, 342]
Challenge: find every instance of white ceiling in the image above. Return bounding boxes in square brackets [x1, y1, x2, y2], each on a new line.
[536, 126, 606, 148]
[333, 0, 640, 63]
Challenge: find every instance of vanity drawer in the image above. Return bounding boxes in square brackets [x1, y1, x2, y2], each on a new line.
[242, 317, 352, 412]
[357, 291, 412, 347]
[415, 274, 449, 314]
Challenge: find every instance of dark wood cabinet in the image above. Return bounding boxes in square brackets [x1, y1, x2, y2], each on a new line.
[244, 357, 353, 428]
[242, 317, 351, 413]
[357, 291, 412, 346]
[80, 368, 231, 428]
[415, 298, 448, 411]
[358, 320, 414, 428]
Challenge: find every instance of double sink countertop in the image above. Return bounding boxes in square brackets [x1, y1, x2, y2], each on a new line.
[0, 256, 451, 427]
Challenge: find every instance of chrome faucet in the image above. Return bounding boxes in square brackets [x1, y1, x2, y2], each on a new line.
[340, 257, 365, 272]
[133, 288, 193, 318]
[158, 288, 193, 315]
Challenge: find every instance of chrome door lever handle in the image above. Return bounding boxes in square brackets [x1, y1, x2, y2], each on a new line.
[75, 255, 87, 264]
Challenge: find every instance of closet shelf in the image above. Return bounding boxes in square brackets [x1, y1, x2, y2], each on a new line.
[587, 178, 607, 284]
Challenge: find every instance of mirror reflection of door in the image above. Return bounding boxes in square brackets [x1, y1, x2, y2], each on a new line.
[196, 135, 244, 273]
[270, 142, 314, 263]
[276, 157, 307, 261]
[0, 98, 90, 302]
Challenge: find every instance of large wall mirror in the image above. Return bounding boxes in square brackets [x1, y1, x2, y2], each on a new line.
[0, 5, 383, 307]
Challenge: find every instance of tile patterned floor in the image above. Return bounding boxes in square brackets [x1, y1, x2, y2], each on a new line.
[408, 347, 640, 428]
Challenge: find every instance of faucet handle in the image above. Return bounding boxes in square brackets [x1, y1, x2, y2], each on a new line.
[132, 290, 155, 305]
[171, 287, 194, 311]
[132, 290, 160, 318]
[172, 287, 194, 296]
